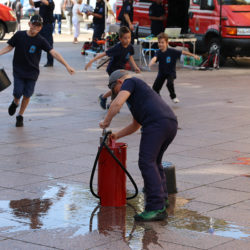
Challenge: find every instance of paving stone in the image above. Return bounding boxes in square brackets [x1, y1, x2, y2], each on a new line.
[179, 186, 250, 206]
[209, 239, 250, 250]
[0, 239, 55, 250]
[209, 176, 250, 193]
[205, 206, 250, 226]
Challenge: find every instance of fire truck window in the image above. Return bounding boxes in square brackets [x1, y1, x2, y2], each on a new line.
[139, 0, 153, 3]
[193, 0, 201, 4]
[207, 0, 214, 6]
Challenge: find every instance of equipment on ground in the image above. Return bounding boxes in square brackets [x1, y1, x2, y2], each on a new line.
[90, 130, 138, 207]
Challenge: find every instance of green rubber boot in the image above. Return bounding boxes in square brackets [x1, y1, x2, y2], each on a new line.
[134, 207, 167, 222]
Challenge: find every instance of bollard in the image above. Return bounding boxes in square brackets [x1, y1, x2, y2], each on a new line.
[162, 161, 177, 194]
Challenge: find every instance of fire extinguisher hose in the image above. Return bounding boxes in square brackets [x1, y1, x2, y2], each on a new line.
[90, 131, 138, 200]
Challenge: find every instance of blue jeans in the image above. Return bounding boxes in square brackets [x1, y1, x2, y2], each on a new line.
[53, 14, 62, 34]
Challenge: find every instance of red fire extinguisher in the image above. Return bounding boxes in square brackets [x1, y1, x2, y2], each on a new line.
[98, 137, 127, 207]
[90, 130, 138, 207]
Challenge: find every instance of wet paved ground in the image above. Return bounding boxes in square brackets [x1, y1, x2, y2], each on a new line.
[0, 22, 250, 249]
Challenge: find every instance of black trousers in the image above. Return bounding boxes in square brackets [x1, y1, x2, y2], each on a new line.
[40, 23, 54, 65]
[153, 74, 176, 99]
[92, 23, 105, 47]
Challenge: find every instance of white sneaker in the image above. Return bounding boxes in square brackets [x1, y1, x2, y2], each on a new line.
[172, 98, 180, 103]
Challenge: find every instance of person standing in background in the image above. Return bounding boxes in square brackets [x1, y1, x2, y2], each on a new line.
[72, 0, 84, 44]
[53, 0, 63, 34]
[87, 0, 105, 48]
[149, 0, 165, 37]
[63, 0, 74, 35]
[12, 0, 23, 31]
[29, 0, 55, 67]
[118, 0, 134, 43]
[106, 0, 115, 35]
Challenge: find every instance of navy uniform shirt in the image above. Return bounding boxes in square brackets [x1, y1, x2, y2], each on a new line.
[120, 0, 133, 27]
[121, 77, 177, 126]
[8, 31, 52, 81]
[93, 0, 105, 25]
[106, 42, 134, 75]
[149, 2, 165, 36]
[34, 0, 54, 24]
[156, 48, 182, 78]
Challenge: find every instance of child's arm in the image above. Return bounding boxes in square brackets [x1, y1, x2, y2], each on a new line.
[49, 49, 75, 74]
[182, 50, 200, 60]
[129, 56, 141, 73]
[149, 56, 157, 68]
[0, 45, 13, 56]
[84, 52, 106, 70]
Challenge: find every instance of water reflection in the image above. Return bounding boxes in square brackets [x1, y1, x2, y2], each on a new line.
[0, 183, 249, 249]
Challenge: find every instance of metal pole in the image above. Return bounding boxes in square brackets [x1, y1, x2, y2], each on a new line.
[104, 0, 107, 50]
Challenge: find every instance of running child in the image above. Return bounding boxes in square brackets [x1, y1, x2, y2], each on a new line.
[85, 26, 141, 109]
[149, 32, 200, 103]
[0, 15, 75, 127]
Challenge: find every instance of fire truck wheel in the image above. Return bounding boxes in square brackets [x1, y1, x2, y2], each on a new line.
[208, 38, 226, 66]
[0, 23, 6, 40]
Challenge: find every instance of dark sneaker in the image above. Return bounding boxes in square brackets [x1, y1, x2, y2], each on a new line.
[98, 94, 107, 110]
[134, 207, 167, 222]
[16, 115, 23, 127]
[44, 63, 53, 67]
[8, 101, 18, 116]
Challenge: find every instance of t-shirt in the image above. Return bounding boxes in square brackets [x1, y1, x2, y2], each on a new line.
[93, 0, 105, 25]
[34, 0, 55, 24]
[54, 0, 62, 15]
[106, 42, 134, 75]
[121, 77, 177, 126]
[156, 48, 182, 78]
[120, 0, 133, 27]
[8, 31, 52, 81]
[149, 2, 165, 36]
[72, 3, 81, 21]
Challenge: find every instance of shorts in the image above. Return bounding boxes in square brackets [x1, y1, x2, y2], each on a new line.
[13, 77, 36, 99]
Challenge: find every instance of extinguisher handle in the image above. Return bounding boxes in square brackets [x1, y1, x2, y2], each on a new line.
[109, 137, 116, 148]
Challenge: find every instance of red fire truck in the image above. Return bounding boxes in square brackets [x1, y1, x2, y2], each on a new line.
[0, 3, 17, 40]
[116, 0, 250, 60]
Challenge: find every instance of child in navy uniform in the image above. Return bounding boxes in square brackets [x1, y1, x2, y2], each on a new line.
[85, 26, 140, 109]
[0, 15, 75, 127]
[149, 33, 200, 103]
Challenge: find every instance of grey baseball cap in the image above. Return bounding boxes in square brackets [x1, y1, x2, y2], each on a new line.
[108, 70, 129, 90]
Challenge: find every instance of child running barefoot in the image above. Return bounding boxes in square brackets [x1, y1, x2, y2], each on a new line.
[149, 32, 200, 103]
[85, 26, 140, 109]
[0, 15, 75, 127]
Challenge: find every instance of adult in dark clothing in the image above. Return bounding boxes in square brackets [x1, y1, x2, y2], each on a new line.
[87, 0, 105, 48]
[0, 15, 75, 127]
[29, 0, 55, 67]
[119, 0, 134, 43]
[149, 0, 165, 36]
[99, 70, 178, 222]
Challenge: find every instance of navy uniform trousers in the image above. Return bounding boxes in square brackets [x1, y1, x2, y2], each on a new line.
[153, 73, 176, 99]
[40, 23, 54, 65]
[139, 118, 177, 211]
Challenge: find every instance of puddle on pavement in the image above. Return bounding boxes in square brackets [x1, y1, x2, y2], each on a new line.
[0, 183, 249, 248]
[31, 92, 73, 104]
